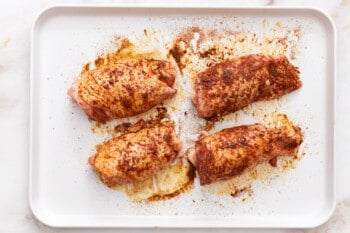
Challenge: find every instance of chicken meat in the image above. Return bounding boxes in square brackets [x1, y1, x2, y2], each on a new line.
[69, 58, 177, 122]
[193, 55, 302, 119]
[187, 116, 303, 185]
[89, 119, 182, 187]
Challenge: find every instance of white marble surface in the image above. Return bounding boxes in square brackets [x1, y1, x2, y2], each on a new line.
[1, 0, 350, 232]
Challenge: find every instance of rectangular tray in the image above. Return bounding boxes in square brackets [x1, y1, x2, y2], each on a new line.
[30, 6, 336, 228]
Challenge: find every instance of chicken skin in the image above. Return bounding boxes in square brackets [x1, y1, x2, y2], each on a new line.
[193, 55, 302, 119]
[89, 119, 181, 187]
[187, 116, 303, 185]
[69, 58, 176, 122]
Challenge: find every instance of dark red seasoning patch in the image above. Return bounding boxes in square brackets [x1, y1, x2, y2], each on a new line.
[94, 57, 104, 68]
[199, 48, 217, 58]
[168, 44, 186, 73]
[268, 157, 277, 167]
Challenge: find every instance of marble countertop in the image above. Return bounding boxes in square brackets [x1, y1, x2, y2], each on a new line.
[1, 0, 349, 232]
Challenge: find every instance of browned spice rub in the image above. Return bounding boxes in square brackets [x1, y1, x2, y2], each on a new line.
[193, 54, 302, 119]
[188, 120, 303, 185]
[89, 119, 181, 187]
[69, 58, 176, 122]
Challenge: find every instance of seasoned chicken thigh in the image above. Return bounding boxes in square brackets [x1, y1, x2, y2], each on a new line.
[193, 55, 302, 119]
[187, 116, 303, 185]
[89, 119, 181, 187]
[69, 58, 176, 122]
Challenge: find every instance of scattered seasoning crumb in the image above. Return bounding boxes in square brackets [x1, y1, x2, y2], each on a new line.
[230, 185, 252, 198]
[82, 62, 90, 73]
[94, 57, 104, 67]
[113, 122, 132, 134]
[199, 48, 217, 58]
[293, 26, 302, 39]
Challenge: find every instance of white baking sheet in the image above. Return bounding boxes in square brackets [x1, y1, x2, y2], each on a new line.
[29, 6, 336, 228]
